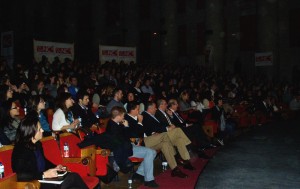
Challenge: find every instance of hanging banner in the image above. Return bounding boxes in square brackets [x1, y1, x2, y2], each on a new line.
[33, 39, 74, 63]
[1, 31, 14, 68]
[255, 52, 273, 66]
[99, 45, 136, 64]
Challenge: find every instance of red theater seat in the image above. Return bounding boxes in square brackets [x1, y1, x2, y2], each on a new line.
[41, 136, 99, 189]
[0, 145, 41, 189]
[76, 130, 110, 176]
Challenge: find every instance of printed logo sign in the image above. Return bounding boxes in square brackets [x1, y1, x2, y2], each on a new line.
[99, 45, 136, 64]
[33, 40, 74, 62]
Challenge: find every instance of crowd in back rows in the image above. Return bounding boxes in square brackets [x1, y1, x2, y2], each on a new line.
[1, 57, 300, 187]
[1, 57, 300, 144]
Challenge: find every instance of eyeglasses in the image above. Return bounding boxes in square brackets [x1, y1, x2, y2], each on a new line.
[39, 100, 45, 103]
[11, 107, 18, 110]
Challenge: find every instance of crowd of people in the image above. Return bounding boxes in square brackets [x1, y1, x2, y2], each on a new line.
[0, 57, 299, 188]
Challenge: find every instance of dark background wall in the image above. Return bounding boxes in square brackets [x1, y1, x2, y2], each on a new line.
[0, 0, 300, 81]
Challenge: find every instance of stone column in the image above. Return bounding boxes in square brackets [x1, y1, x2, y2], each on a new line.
[205, 0, 225, 72]
[121, 0, 138, 47]
[91, 0, 106, 63]
[256, 0, 279, 79]
[63, 0, 78, 43]
[161, 0, 177, 64]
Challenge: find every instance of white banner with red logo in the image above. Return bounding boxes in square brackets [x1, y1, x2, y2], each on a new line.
[33, 39, 74, 62]
[1, 31, 14, 68]
[99, 45, 136, 64]
[255, 52, 273, 66]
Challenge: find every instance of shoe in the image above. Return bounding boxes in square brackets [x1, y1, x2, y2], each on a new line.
[171, 167, 188, 178]
[198, 151, 211, 159]
[144, 180, 159, 188]
[216, 138, 224, 146]
[175, 156, 185, 166]
[183, 161, 195, 170]
[132, 172, 144, 182]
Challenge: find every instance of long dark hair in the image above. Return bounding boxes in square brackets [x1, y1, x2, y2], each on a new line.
[56, 92, 72, 120]
[15, 111, 40, 150]
[27, 95, 44, 113]
[1, 99, 14, 127]
[0, 85, 9, 103]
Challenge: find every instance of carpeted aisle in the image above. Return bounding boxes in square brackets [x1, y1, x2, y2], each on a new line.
[138, 148, 218, 189]
[195, 119, 300, 189]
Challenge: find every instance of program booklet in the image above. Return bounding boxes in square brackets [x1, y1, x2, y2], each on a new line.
[38, 171, 69, 185]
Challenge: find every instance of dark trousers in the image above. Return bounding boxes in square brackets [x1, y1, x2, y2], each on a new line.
[181, 123, 210, 149]
[41, 172, 89, 189]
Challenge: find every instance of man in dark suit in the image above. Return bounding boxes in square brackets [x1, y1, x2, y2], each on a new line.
[106, 106, 159, 187]
[142, 101, 194, 177]
[71, 90, 98, 130]
[124, 103, 145, 139]
[167, 99, 211, 159]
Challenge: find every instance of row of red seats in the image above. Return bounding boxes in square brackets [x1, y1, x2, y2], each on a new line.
[0, 133, 101, 189]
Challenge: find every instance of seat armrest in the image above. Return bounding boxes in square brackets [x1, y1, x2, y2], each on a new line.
[96, 148, 110, 157]
[63, 157, 82, 164]
[17, 180, 41, 189]
[0, 174, 41, 189]
[203, 125, 214, 138]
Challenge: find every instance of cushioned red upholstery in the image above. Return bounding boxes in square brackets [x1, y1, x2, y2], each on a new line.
[82, 176, 100, 189]
[59, 134, 81, 157]
[76, 130, 108, 176]
[95, 155, 108, 176]
[41, 136, 90, 176]
[41, 138, 62, 165]
[204, 120, 219, 134]
[129, 157, 144, 163]
[0, 146, 14, 176]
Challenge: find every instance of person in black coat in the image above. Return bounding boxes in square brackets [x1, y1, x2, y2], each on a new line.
[167, 99, 212, 159]
[142, 101, 195, 176]
[71, 90, 98, 130]
[12, 112, 88, 189]
[106, 106, 159, 187]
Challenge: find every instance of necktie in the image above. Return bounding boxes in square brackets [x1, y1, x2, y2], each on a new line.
[161, 110, 172, 125]
[174, 112, 184, 123]
[151, 114, 160, 123]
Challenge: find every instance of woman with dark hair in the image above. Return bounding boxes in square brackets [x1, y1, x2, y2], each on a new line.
[52, 92, 79, 132]
[0, 85, 13, 104]
[56, 84, 68, 98]
[27, 95, 52, 136]
[11, 112, 88, 189]
[2, 99, 21, 143]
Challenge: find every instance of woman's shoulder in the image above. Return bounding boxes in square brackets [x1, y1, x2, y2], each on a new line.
[54, 108, 63, 115]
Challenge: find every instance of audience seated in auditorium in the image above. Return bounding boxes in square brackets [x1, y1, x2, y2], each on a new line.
[27, 95, 52, 136]
[211, 97, 236, 144]
[12, 112, 88, 189]
[167, 99, 212, 158]
[142, 101, 192, 178]
[124, 91, 145, 114]
[52, 92, 80, 132]
[71, 90, 99, 131]
[106, 106, 159, 188]
[106, 88, 124, 114]
[1, 99, 21, 143]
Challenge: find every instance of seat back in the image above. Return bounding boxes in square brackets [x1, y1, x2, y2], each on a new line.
[59, 133, 82, 157]
[99, 117, 109, 133]
[46, 108, 54, 130]
[41, 136, 63, 165]
[0, 145, 14, 176]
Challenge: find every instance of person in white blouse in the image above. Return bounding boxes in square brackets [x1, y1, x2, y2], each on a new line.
[52, 92, 80, 132]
